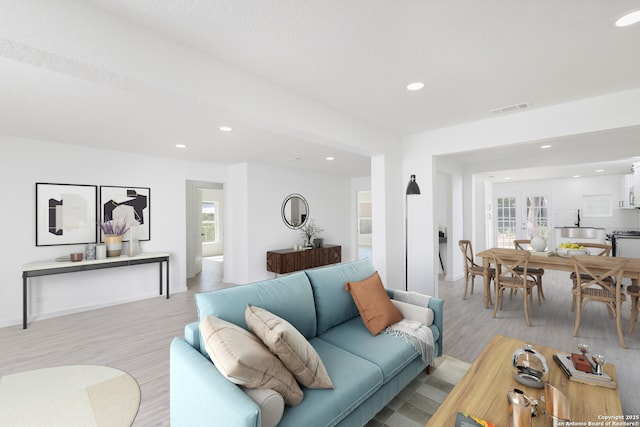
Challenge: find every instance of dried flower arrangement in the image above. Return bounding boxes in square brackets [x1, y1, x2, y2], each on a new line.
[300, 219, 323, 246]
[99, 218, 130, 236]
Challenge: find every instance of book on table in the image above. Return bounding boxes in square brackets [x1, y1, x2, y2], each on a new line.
[454, 412, 495, 427]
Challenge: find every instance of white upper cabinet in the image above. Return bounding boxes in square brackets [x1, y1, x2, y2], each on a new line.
[634, 162, 640, 207]
[621, 174, 636, 208]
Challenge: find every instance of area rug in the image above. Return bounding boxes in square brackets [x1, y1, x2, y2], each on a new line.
[0, 365, 140, 427]
[366, 355, 471, 427]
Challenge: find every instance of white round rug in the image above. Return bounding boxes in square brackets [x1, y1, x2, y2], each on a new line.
[0, 365, 140, 427]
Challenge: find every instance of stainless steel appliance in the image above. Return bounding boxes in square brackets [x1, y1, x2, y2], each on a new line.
[606, 230, 640, 257]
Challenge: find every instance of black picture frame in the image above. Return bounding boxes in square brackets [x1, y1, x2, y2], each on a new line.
[35, 183, 98, 246]
[99, 186, 151, 242]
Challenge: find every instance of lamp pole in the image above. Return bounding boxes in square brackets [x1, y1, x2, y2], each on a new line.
[405, 174, 421, 291]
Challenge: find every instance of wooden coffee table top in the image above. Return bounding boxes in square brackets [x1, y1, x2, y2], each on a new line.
[426, 334, 622, 426]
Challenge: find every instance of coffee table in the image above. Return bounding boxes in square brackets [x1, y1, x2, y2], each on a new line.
[425, 334, 622, 426]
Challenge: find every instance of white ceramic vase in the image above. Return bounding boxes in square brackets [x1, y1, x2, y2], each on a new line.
[530, 236, 547, 252]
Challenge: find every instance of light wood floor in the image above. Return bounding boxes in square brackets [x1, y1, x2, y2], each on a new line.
[440, 269, 640, 415]
[0, 258, 228, 427]
[1, 260, 638, 426]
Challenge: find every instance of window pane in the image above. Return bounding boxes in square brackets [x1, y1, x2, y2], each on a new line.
[202, 201, 218, 243]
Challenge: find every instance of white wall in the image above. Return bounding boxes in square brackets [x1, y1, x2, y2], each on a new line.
[226, 163, 353, 284]
[1, 137, 366, 326]
[372, 154, 404, 291]
[0, 136, 229, 327]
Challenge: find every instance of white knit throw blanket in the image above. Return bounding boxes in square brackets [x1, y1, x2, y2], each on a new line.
[383, 319, 435, 366]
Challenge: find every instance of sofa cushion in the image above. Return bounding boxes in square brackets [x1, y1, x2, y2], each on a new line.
[195, 272, 317, 340]
[318, 317, 420, 383]
[345, 271, 404, 335]
[277, 338, 383, 427]
[245, 305, 334, 389]
[305, 259, 376, 335]
[199, 315, 303, 406]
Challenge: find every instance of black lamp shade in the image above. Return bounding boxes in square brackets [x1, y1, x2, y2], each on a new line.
[406, 175, 421, 195]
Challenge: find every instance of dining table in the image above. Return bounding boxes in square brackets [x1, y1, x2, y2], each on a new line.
[476, 248, 640, 309]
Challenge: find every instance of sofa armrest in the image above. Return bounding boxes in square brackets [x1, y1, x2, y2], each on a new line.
[387, 289, 444, 358]
[184, 322, 201, 352]
[170, 337, 261, 427]
[428, 297, 444, 357]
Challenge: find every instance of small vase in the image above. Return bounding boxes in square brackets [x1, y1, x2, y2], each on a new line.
[530, 236, 547, 252]
[104, 234, 123, 257]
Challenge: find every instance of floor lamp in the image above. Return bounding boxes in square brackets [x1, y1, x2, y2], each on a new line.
[405, 174, 421, 291]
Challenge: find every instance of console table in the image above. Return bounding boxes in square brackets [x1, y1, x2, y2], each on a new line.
[21, 252, 170, 329]
[266, 245, 341, 274]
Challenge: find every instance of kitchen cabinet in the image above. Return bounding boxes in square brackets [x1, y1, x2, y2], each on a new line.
[635, 162, 640, 206]
[620, 174, 636, 208]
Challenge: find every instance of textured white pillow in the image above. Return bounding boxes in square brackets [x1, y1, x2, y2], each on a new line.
[390, 300, 434, 326]
[242, 388, 284, 427]
[245, 305, 334, 389]
[199, 315, 303, 405]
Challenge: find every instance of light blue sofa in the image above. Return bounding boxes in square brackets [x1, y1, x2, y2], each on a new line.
[170, 259, 443, 427]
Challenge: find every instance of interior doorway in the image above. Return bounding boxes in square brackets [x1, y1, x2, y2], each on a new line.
[356, 191, 372, 260]
[186, 180, 224, 285]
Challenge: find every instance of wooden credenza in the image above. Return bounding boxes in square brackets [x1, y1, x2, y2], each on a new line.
[267, 245, 341, 274]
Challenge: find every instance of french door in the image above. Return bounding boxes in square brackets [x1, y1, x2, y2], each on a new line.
[495, 194, 549, 248]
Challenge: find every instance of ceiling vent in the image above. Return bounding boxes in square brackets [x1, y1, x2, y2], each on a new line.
[490, 102, 530, 114]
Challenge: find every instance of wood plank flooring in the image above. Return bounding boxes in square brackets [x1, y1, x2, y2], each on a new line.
[440, 269, 639, 415]
[1, 259, 638, 426]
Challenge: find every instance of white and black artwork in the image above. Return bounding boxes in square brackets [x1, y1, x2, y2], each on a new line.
[100, 186, 151, 241]
[36, 183, 98, 246]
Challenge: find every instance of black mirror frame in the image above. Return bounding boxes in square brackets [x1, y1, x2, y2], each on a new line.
[281, 193, 309, 230]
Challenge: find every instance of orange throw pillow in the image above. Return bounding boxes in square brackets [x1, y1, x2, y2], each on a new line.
[345, 271, 404, 335]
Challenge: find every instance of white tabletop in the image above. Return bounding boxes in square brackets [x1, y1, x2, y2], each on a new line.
[22, 251, 170, 272]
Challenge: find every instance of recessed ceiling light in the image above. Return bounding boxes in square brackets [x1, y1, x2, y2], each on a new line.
[615, 9, 640, 27]
[219, 126, 233, 132]
[540, 144, 552, 149]
[573, 175, 581, 178]
[596, 169, 605, 173]
[175, 144, 186, 148]
[504, 177, 511, 180]
[326, 156, 335, 161]
[406, 82, 425, 91]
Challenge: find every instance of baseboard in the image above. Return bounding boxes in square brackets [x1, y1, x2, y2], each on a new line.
[0, 286, 188, 328]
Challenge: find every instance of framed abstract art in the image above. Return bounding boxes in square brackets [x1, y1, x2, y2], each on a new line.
[35, 183, 98, 246]
[99, 185, 151, 241]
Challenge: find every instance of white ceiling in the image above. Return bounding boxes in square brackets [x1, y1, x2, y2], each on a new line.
[2, 1, 640, 178]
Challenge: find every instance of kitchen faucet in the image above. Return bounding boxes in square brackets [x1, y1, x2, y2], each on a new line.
[575, 209, 580, 227]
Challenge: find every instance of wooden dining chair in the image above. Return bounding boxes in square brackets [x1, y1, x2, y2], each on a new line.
[459, 240, 494, 301]
[571, 255, 628, 348]
[569, 243, 612, 312]
[490, 248, 537, 327]
[513, 239, 546, 304]
[628, 285, 640, 334]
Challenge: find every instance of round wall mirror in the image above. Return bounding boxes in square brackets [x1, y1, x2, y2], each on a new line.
[281, 194, 309, 229]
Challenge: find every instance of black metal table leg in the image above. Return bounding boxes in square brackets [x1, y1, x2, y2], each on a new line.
[23, 275, 27, 329]
[159, 261, 163, 296]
